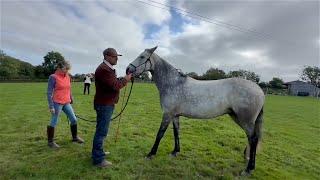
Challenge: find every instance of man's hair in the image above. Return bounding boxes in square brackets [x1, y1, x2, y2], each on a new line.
[56, 60, 71, 70]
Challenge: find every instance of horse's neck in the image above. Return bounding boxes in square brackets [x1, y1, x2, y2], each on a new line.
[151, 56, 185, 93]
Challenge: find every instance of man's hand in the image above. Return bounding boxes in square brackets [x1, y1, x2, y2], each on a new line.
[49, 108, 55, 114]
[124, 73, 132, 82]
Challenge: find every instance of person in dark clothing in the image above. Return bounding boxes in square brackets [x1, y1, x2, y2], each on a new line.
[83, 74, 92, 95]
[92, 48, 132, 168]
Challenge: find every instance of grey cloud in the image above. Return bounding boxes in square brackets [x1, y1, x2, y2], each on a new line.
[167, 0, 319, 81]
[1, 0, 319, 82]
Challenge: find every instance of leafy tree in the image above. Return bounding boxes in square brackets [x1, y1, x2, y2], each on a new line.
[34, 65, 46, 79]
[0, 50, 69, 80]
[72, 73, 95, 82]
[245, 71, 260, 83]
[269, 77, 284, 89]
[258, 82, 269, 88]
[202, 68, 226, 80]
[0, 52, 34, 79]
[228, 70, 244, 78]
[300, 66, 320, 87]
[42, 51, 65, 77]
[186, 72, 199, 79]
[73, 73, 86, 80]
[0, 61, 18, 78]
[0, 49, 5, 56]
[228, 70, 260, 83]
[18, 62, 34, 78]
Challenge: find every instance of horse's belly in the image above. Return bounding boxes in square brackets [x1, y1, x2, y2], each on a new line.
[179, 102, 228, 119]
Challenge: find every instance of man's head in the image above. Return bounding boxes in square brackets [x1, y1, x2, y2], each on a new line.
[103, 48, 122, 65]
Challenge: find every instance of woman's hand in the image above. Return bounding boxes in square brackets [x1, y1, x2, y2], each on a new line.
[49, 108, 55, 114]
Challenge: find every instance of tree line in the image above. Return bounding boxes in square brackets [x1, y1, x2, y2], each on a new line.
[0, 50, 35, 79]
[185, 68, 287, 89]
[0, 50, 65, 80]
[0, 49, 319, 89]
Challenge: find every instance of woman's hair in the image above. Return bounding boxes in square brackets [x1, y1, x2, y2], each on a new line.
[56, 60, 71, 70]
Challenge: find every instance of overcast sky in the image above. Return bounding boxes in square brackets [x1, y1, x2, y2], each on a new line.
[1, 0, 319, 82]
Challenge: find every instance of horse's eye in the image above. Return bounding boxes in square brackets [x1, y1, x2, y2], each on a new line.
[140, 56, 145, 59]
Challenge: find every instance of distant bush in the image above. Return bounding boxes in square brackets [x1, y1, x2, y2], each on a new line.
[264, 88, 288, 96]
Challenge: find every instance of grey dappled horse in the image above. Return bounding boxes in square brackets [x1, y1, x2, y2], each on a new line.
[126, 47, 265, 174]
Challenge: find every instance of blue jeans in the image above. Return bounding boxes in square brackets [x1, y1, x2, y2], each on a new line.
[49, 103, 77, 127]
[92, 104, 114, 164]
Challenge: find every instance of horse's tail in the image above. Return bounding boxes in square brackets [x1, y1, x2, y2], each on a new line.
[254, 107, 264, 151]
[255, 107, 263, 140]
[244, 106, 264, 160]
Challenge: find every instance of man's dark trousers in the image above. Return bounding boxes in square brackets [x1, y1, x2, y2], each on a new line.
[91, 104, 114, 164]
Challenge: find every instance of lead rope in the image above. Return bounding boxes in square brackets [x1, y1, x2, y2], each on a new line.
[75, 79, 134, 122]
[114, 83, 128, 143]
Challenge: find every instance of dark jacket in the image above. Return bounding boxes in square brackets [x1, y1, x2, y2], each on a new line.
[94, 62, 127, 105]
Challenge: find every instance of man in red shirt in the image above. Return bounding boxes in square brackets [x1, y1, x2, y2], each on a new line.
[92, 48, 132, 168]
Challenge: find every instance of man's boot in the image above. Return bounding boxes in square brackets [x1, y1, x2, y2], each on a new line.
[70, 124, 84, 143]
[47, 126, 60, 148]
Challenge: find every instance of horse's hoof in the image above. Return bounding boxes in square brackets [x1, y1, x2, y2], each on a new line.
[170, 151, 179, 157]
[145, 153, 155, 160]
[240, 169, 252, 176]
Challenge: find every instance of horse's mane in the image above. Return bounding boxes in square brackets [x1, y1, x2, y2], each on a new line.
[155, 54, 187, 78]
[177, 69, 187, 77]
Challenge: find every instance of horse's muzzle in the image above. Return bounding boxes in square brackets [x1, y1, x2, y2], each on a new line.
[126, 65, 136, 75]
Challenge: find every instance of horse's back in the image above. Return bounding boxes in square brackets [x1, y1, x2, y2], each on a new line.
[186, 77, 264, 97]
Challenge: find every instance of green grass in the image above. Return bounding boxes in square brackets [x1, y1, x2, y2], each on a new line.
[0, 82, 319, 179]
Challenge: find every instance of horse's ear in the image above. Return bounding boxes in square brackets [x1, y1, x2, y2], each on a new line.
[148, 46, 158, 54]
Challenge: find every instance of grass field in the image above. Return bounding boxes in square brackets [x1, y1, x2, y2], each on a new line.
[0, 82, 319, 179]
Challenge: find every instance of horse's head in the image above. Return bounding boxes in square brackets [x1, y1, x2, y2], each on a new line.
[126, 46, 157, 76]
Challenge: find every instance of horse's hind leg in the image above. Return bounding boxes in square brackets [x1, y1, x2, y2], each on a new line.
[245, 108, 263, 174]
[229, 107, 263, 175]
[245, 131, 259, 174]
[171, 116, 180, 157]
[146, 113, 172, 159]
[229, 110, 250, 160]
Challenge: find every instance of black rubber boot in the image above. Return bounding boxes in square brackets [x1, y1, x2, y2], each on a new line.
[70, 124, 84, 143]
[47, 126, 60, 148]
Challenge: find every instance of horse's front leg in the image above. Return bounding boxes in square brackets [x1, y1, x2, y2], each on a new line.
[146, 113, 172, 159]
[171, 116, 180, 157]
